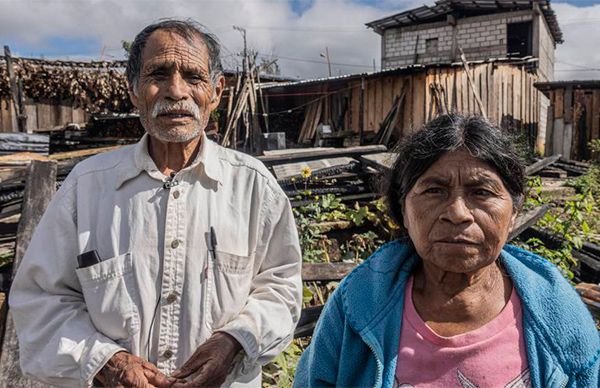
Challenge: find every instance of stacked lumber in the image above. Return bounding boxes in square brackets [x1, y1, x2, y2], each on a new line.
[0, 133, 49, 156]
[297, 100, 323, 144]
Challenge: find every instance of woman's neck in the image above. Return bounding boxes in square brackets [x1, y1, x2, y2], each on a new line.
[411, 261, 512, 337]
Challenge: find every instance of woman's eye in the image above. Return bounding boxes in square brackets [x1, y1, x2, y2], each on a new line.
[424, 187, 443, 194]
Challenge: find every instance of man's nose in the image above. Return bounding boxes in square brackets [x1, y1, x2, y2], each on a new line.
[165, 72, 189, 100]
[440, 195, 474, 225]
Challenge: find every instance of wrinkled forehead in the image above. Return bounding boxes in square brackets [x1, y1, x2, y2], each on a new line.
[415, 149, 505, 186]
[140, 29, 210, 70]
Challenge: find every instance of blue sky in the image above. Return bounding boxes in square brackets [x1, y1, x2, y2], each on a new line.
[1, 0, 599, 79]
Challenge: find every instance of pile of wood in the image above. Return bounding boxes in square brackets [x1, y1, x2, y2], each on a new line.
[1, 55, 131, 114]
[221, 59, 268, 153]
[297, 100, 323, 144]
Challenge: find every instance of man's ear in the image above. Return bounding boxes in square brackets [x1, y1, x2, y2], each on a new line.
[208, 75, 225, 111]
[128, 83, 140, 109]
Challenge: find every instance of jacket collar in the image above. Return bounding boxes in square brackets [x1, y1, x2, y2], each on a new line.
[115, 132, 223, 190]
[340, 241, 600, 387]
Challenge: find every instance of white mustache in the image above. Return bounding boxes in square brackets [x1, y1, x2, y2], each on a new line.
[151, 100, 201, 120]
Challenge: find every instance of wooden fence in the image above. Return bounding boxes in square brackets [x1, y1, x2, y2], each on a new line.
[535, 81, 600, 161]
[264, 59, 545, 149]
[0, 98, 88, 133]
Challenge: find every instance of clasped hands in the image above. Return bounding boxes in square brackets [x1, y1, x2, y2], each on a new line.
[98, 332, 242, 388]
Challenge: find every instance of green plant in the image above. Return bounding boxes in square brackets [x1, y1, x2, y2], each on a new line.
[340, 231, 384, 263]
[262, 341, 304, 387]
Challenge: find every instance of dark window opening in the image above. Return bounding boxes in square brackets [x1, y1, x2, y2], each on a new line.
[507, 22, 532, 57]
[425, 38, 439, 54]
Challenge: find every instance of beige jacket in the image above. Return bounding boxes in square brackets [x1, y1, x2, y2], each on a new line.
[9, 133, 302, 387]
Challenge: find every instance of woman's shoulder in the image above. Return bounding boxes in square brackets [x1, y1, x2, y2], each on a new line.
[502, 244, 600, 375]
[332, 239, 419, 331]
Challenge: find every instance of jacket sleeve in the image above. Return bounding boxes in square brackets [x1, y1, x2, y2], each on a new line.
[294, 287, 345, 387]
[8, 178, 125, 387]
[218, 183, 303, 366]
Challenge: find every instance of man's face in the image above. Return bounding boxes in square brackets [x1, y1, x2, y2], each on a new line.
[129, 29, 224, 143]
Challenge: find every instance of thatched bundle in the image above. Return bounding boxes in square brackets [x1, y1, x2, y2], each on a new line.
[0, 58, 133, 113]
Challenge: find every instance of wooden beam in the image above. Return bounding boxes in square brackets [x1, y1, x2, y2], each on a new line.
[0, 160, 57, 386]
[258, 144, 387, 166]
[3, 46, 20, 132]
[302, 262, 357, 282]
[524, 155, 561, 176]
[507, 205, 550, 242]
[459, 49, 487, 119]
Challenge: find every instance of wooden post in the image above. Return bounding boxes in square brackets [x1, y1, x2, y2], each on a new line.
[359, 76, 365, 145]
[3, 46, 26, 132]
[459, 48, 487, 119]
[0, 160, 57, 387]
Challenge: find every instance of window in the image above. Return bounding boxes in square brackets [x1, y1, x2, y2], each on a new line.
[507, 22, 532, 57]
[426, 38, 439, 54]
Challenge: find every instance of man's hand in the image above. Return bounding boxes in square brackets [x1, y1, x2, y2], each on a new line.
[171, 332, 242, 388]
[97, 351, 175, 388]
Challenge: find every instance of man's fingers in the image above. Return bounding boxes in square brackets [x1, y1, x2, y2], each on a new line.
[146, 369, 177, 388]
[170, 358, 201, 379]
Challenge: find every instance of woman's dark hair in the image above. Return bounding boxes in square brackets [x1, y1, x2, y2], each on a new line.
[383, 114, 526, 235]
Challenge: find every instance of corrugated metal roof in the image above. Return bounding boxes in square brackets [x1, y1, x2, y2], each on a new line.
[366, 0, 563, 44]
[260, 57, 539, 91]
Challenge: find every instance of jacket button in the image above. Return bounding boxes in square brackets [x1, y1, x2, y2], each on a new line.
[163, 349, 174, 359]
[171, 240, 180, 249]
[165, 293, 177, 304]
[173, 190, 180, 199]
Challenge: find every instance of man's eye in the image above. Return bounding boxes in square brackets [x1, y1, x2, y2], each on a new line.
[186, 74, 206, 83]
[473, 189, 493, 197]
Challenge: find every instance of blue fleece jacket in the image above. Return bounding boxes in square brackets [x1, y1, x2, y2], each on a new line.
[294, 241, 600, 388]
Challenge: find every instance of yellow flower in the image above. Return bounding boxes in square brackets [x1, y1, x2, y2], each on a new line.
[300, 166, 312, 179]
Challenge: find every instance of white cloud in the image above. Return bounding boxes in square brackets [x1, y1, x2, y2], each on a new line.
[0, 0, 409, 78]
[553, 2, 600, 80]
[1, 0, 597, 80]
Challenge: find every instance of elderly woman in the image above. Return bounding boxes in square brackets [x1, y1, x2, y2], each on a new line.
[294, 114, 599, 388]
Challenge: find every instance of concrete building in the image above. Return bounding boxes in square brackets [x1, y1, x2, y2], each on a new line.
[366, 0, 563, 154]
[366, 0, 562, 83]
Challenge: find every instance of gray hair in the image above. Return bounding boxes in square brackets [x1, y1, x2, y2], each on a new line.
[126, 18, 223, 92]
[383, 114, 526, 235]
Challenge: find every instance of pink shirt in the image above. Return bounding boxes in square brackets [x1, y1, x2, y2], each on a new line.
[395, 276, 531, 388]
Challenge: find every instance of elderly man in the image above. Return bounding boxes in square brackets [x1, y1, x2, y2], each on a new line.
[9, 19, 302, 387]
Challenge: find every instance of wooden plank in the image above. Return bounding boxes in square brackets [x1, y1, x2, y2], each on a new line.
[258, 144, 387, 165]
[553, 118, 564, 156]
[375, 78, 383, 132]
[0, 160, 57, 387]
[545, 104, 554, 156]
[554, 89, 564, 119]
[350, 82, 360, 133]
[525, 155, 561, 175]
[572, 90, 585, 160]
[564, 86, 573, 124]
[72, 107, 86, 125]
[508, 205, 550, 241]
[413, 72, 426, 131]
[302, 262, 357, 282]
[563, 123, 573, 159]
[23, 103, 37, 133]
[592, 90, 600, 143]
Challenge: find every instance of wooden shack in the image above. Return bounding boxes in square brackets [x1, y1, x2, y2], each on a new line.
[262, 58, 544, 149]
[535, 80, 600, 161]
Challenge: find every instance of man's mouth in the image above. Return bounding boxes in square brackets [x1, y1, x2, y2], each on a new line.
[157, 110, 195, 119]
[436, 237, 479, 245]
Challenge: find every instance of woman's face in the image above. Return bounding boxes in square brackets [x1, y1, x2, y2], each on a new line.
[403, 149, 517, 273]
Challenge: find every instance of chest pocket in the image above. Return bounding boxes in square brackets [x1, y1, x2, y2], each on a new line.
[207, 250, 255, 329]
[75, 252, 141, 341]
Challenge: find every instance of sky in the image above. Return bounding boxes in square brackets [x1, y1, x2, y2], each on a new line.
[0, 0, 599, 81]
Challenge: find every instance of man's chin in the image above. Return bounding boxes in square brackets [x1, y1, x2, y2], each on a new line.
[147, 126, 203, 143]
